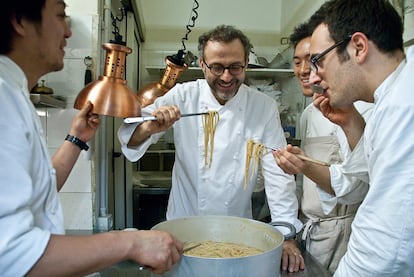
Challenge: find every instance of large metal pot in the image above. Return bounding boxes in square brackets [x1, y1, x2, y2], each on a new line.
[151, 215, 292, 277]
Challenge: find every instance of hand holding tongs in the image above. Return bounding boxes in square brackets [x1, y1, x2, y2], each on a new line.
[124, 112, 208, 124]
[265, 146, 330, 166]
[134, 242, 201, 271]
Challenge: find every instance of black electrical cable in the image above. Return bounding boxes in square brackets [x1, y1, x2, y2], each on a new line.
[181, 0, 199, 51]
[84, 56, 93, 85]
[110, 7, 126, 45]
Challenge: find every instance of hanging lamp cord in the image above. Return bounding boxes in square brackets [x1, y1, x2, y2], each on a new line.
[181, 0, 199, 51]
[110, 7, 126, 44]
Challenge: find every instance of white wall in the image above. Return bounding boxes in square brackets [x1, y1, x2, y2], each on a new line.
[404, 0, 414, 45]
[37, 1, 100, 230]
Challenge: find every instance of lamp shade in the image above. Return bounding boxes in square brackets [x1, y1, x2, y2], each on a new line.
[137, 56, 188, 107]
[74, 43, 141, 118]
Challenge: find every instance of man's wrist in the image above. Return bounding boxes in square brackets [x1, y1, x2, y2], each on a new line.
[65, 134, 89, 151]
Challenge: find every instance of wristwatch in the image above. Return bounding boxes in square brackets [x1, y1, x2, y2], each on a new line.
[65, 134, 89, 151]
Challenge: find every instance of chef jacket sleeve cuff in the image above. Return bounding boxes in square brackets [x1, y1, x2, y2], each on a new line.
[118, 122, 155, 162]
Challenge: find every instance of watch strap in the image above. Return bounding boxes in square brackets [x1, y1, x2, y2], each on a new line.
[65, 134, 89, 151]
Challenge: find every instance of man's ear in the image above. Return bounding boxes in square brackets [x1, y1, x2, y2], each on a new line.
[199, 57, 206, 73]
[10, 14, 29, 37]
[351, 32, 369, 64]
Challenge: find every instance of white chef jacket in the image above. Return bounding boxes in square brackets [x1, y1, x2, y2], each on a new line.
[298, 101, 373, 273]
[119, 80, 301, 230]
[0, 56, 64, 276]
[299, 102, 373, 215]
[335, 46, 414, 276]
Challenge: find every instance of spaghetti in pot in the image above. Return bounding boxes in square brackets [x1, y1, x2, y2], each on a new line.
[184, 241, 263, 258]
[202, 111, 220, 168]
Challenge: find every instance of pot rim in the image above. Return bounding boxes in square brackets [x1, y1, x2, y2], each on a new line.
[152, 215, 285, 256]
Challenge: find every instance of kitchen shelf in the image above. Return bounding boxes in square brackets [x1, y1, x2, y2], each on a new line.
[146, 66, 294, 81]
[30, 94, 66, 108]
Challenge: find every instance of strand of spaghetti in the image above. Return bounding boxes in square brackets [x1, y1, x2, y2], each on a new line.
[250, 143, 264, 180]
[209, 111, 219, 166]
[244, 140, 270, 190]
[185, 241, 262, 258]
[244, 140, 255, 189]
[202, 111, 219, 167]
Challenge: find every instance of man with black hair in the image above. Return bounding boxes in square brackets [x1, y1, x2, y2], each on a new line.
[306, 0, 414, 275]
[0, 1, 182, 275]
[275, 21, 372, 273]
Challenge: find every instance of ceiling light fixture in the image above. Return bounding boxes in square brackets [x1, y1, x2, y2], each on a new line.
[74, 7, 141, 118]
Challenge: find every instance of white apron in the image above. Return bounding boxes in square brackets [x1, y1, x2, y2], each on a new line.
[300, 135, 359, 273]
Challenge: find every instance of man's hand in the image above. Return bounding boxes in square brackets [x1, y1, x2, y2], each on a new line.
[281, 239, 305, 273]
[127, 105, 181, 147]
[69, 101, 100, 142]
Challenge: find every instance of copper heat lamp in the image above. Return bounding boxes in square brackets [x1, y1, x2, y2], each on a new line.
[74, 42, 141, 118]
[137, 50, 188, 107]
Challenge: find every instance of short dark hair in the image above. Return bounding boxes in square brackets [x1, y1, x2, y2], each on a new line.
[309, 0, 403, 57]
[198, 25, 252, 61]
[0, 0, 46, 54]
[289, 23, 312, 50]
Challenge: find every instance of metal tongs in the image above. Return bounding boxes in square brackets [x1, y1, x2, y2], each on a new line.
[265, 146, 330, 166]
[124, 112, 208, 124]
[134, 242, 202, 271]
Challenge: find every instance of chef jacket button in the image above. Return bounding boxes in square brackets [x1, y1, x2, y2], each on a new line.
[224, 201, 229, 206]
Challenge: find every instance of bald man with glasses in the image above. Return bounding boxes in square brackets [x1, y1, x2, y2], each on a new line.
[118, 24, 305, 273]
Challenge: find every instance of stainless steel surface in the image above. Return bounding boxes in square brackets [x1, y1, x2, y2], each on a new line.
[280, 245, 332, 277]
[124, 112, 208, 124]
[98, 243, 332, 277]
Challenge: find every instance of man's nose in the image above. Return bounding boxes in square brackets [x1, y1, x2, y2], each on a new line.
[220, 68, 233, 81]
[309, 69, 321, 85]
[300, 61, 310, 75]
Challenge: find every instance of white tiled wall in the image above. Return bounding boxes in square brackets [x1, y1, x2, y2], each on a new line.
[37, 13, 98, 230]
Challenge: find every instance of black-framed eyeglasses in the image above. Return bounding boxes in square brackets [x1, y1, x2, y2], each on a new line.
[203, 60, 246, 76]
[310, 35, 352, 73]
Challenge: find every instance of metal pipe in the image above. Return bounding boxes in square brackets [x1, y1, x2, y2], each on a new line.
[97, 0, 111, 225]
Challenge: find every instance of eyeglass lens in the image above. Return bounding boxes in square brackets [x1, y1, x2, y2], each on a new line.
[205, 62, 245, 76]
[310, 35, 352, 73]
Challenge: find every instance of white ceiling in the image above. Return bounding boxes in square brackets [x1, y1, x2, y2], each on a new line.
[135, 0, 324, 51]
